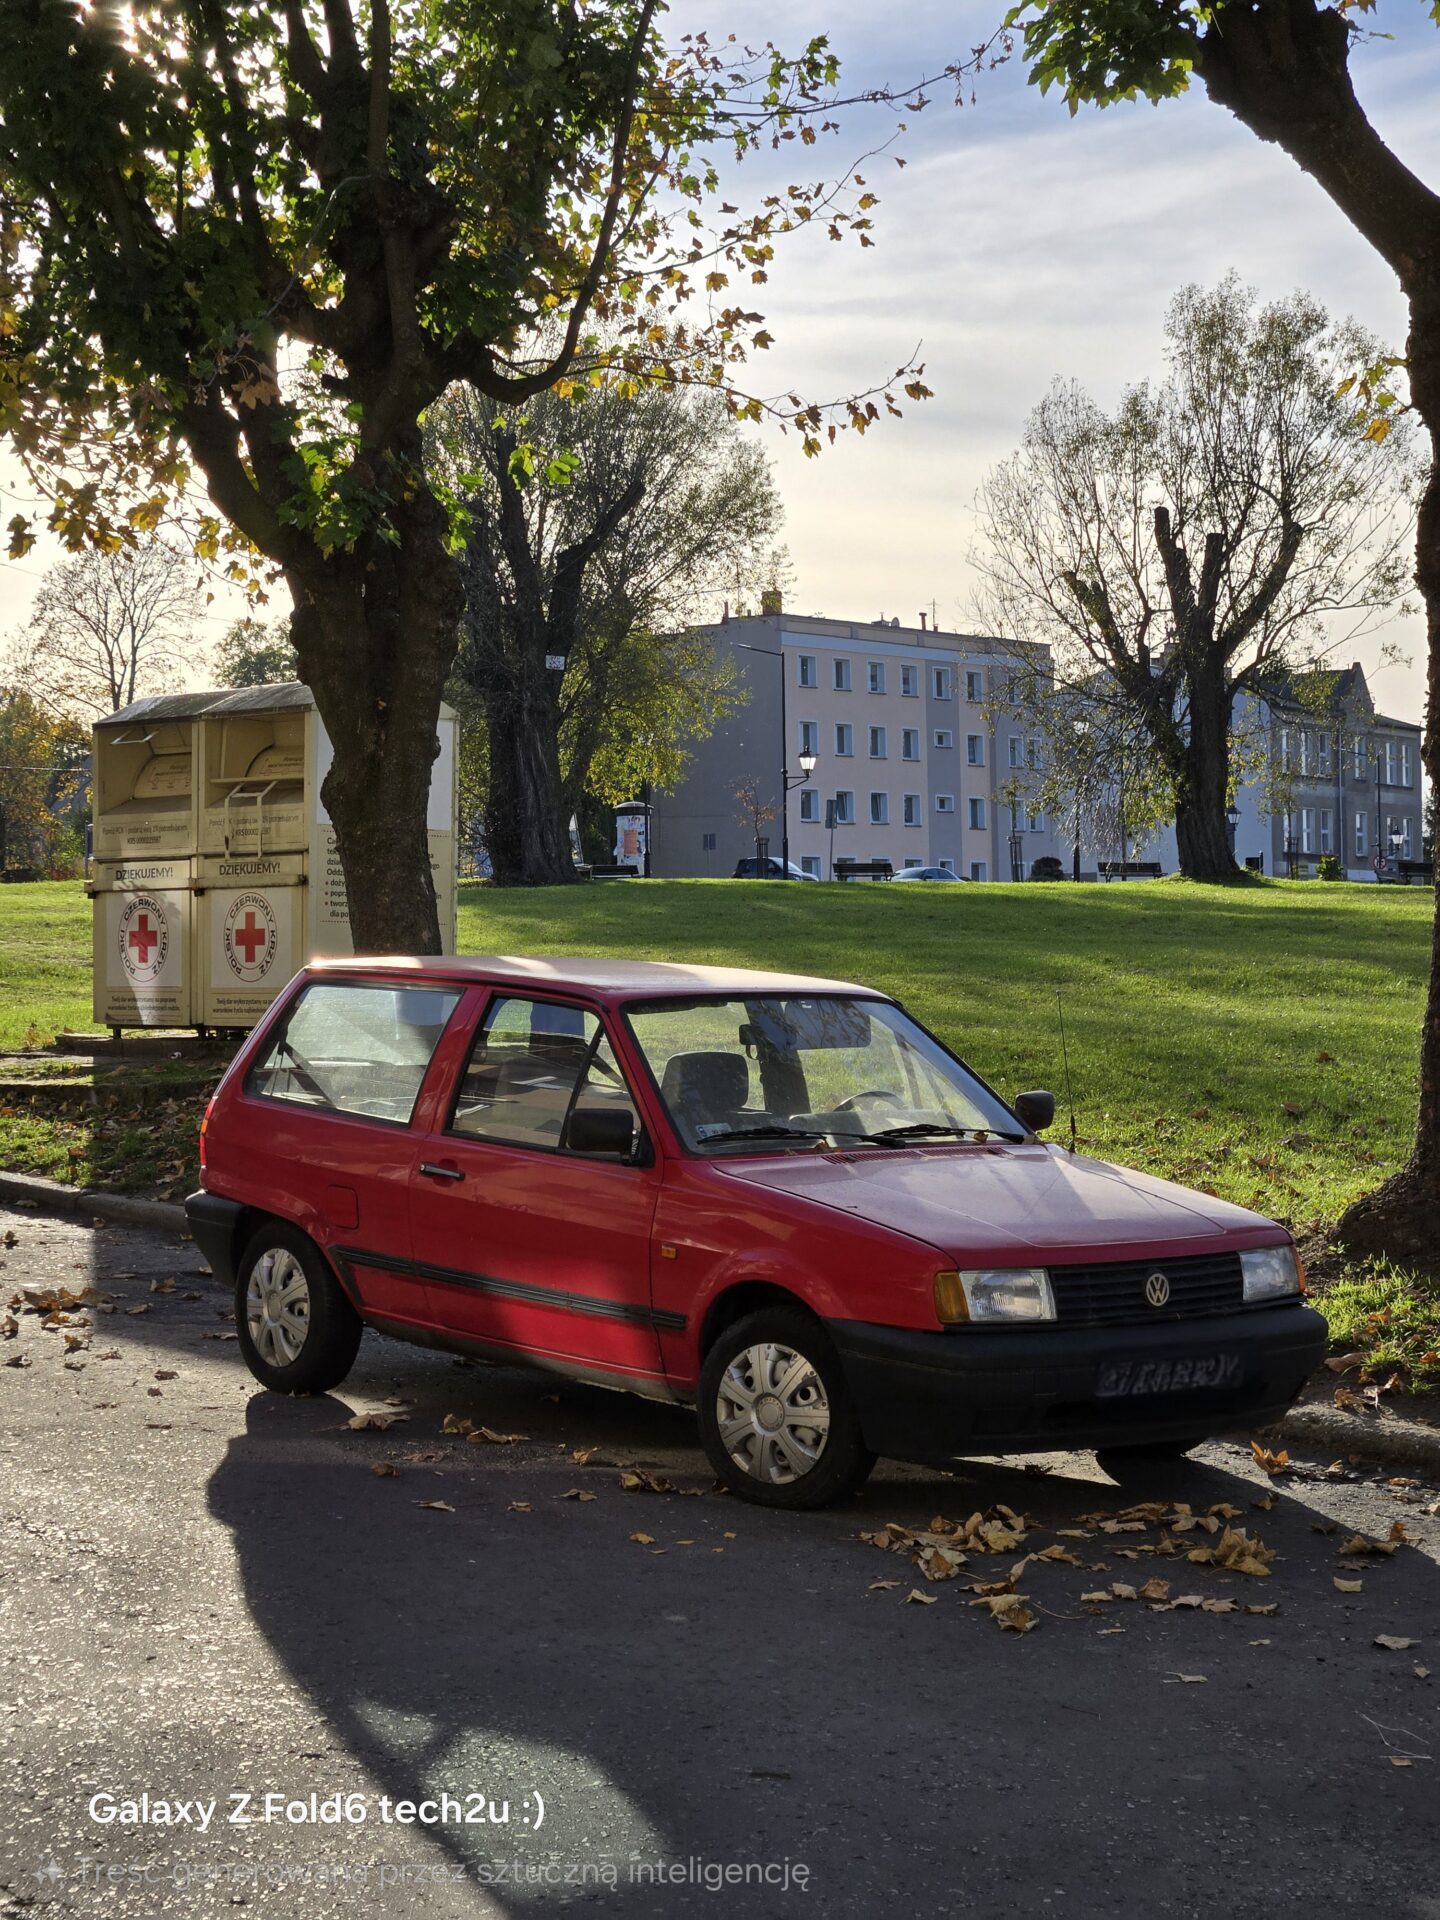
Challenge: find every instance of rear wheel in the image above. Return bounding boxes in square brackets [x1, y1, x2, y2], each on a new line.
[698, 1308, 875, 1510]
[235, 1222, 362, 1394]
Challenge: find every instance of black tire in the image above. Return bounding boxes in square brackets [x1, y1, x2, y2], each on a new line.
[698, 1307, 876, 1510]
[234, 1221, 362, 1395]
[1095, 1437, 1204, 1478]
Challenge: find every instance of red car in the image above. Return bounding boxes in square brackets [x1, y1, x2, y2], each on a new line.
[187, 957, 1326, 1508]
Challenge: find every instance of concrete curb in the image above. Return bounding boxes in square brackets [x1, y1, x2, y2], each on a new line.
[0, 1169, 187, 1236]
[1261, 1402, 1440, 1479]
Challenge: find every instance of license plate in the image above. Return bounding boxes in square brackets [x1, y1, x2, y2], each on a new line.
[1096, 1352, 1242, 1398]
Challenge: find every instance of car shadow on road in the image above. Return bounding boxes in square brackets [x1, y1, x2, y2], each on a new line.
[206, 1372, 1440, 1918]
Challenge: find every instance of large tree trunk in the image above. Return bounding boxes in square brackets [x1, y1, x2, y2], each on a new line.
[1173, 663, 1239, 881]
[1338, 301, 1440, 1264]
[478, 661, 576, 887]
[289, 486, 464, 952]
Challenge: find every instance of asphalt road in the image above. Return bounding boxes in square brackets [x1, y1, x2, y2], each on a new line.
[2, 1203, 1439, 1920]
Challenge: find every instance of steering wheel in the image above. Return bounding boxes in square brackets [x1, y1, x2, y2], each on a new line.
[834, 1089, 905, 1112]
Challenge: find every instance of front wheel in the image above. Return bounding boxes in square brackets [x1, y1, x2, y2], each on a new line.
[235, 1222, 362, 1395]
[698, 1308, 876, 1510]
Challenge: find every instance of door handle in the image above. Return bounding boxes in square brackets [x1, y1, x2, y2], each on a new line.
[419, 1161, 465, 1182]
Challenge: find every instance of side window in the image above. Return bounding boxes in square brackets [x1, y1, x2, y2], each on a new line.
[568, 1034, 641, 1147]
[246, 982, 462, 1124]
[450, 996, 599, 1149]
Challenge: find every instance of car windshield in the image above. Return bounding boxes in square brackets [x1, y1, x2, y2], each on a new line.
[625, 994, 1023, 1153]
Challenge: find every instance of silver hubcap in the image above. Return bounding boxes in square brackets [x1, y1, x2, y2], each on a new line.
[716, 1342, 830, 1484]
[245, 1248, 311, 1368]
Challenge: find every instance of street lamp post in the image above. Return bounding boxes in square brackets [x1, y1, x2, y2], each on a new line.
[734, 639, 814, 875]
[1226, 803, 1241, 861]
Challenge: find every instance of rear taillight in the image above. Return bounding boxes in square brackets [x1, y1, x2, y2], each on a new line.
[198, 1096, 214, 1175]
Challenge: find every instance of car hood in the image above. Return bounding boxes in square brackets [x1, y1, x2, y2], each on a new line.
[713, 1143, 1279, 1264]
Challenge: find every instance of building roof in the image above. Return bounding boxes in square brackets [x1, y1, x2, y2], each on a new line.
[710, 609, 1046, 658]
[309, 953, 882, 1001]
[97, 683, 457, 726]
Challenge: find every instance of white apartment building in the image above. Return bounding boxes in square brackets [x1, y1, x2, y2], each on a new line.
[648, 611, 1061, 880]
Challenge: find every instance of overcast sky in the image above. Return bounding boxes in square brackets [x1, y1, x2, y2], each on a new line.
[2, 2, 1436, 722]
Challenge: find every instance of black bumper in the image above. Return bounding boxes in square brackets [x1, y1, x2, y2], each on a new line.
[828, 1303, 1328, 1463]
[184, 1190, 244, 1289]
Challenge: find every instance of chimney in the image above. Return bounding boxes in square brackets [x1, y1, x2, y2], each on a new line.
[721, 599, 730, 625]
[919, 612, 928, 631]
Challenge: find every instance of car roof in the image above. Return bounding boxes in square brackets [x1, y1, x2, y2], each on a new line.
[307, 953, 882, 1001]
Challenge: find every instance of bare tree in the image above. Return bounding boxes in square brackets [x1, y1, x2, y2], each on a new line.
[972, 279, 1417, 879]
[13, 542, 202, 718]
[734, 781, 779, 863]
[435, 378, 781, 885]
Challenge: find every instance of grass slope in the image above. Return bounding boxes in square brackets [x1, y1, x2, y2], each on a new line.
[0, 875, 1431, 1233]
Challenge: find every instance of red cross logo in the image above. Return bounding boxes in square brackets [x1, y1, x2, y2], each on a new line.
[127, 914, 158, 965]
[233, 912, 267, 964]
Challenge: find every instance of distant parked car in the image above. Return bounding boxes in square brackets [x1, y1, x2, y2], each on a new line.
[732, 856, 819, 881]
[891, 865, 965, 883]
[189, 955, 1325, 1509]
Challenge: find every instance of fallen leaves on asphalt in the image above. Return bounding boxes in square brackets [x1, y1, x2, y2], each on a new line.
[346, 1411, 409, 1431]
[415, 1500, 455, 1513]
[1375, 1634, 1419, 1651]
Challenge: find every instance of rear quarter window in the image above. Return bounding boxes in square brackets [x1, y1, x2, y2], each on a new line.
[246, 981, 462, 1124]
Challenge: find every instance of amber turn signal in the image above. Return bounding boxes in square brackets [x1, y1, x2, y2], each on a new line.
[934, 1270, 969, 1325]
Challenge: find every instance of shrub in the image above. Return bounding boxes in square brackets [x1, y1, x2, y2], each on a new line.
[1030, 855, 1064, 882]
[1317, 853, 1343, 882]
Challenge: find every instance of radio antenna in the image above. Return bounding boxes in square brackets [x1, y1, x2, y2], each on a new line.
[1056, 989, 1078, 1153]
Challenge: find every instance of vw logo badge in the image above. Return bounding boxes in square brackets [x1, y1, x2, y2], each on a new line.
[1144, 1271, 1171, 1308]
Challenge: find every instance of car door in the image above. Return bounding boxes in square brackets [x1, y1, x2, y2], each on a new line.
[407, 991, 667, 1388]
[239, 974, 466, 1326]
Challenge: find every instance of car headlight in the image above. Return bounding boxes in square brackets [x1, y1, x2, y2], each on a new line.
[1241, 1243, 1303, 1303]
[935, 1268, 1056, 1325]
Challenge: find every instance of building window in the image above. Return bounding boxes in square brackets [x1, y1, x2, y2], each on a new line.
[835, 723, 853, 757]
[933, 729, 953, 749]
[903, 793, 921, 827]
[1404, 817, 1414, 858]
[1301, 807, 1315, 854]
[799, 789, 819, 823]
[932, 666, 952, 700]
[868, 661, 886, 695]
[800, 855, 821, 878]
[1317, 734, 1331, 776]
[1282, 810, 1296, 850]
[970, 860, 987, 881]
[935, 793, 955, 814]
[1280, 727, 1293, 772]
[1008, 736, 1022, 769]
[833, 657, 852, 692]
[1354, 810, 1368, 857]
[1319, 808, 1333, 854]
[965, 670, 984, 702]
[902, 728, 920, 761]
[1027, 737, 1042, 769]
[1299, 732, 1312, 776]
[966, 734, 985, 767]
[1402, 742, 1415, 786]
[968, 796, 986, 830]
[870, 791, 889, 825]
[797, 654, 817, 689]
[939, 858, 955, 873]
[1352, 735, 1367, 780]
[701, 832, 716, 852]
[903, 856, 922, 869]
[834, 790, 855, 825]
[901, 664, 919, 698]
[799, 719, 818, 757]
[1027, 807, 1044, 832]
[869, 726, 887, 759]
[1385, 740, 1399, 784]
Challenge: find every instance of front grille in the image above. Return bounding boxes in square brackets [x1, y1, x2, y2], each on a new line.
[1048, 1251, 1244, 1328]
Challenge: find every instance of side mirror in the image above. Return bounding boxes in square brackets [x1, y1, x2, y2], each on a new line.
[566, 1107, 636, 1156]
[1013, 1090, 1055, 1134]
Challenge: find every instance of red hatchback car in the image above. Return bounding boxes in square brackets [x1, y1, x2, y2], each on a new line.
[187, 956, 1326, 1507]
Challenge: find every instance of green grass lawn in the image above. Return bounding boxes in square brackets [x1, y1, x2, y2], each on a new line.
[3, 874, 1437, 1385]
[2, 874, 1430, 1233]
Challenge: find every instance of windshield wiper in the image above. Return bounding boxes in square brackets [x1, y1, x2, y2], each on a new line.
[866, 1122, 1028, 1145]
[701, 1124, 830, 1145]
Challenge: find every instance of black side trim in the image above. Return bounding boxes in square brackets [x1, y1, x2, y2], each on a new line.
[333, 1243, 687, 1333]
[362, 1312, 682, 1405]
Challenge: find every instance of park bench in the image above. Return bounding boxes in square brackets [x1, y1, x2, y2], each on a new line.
[834, 858, 894, 883]
[1098, 860, 1164, 880]
[1398, 858, 1434, 886]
